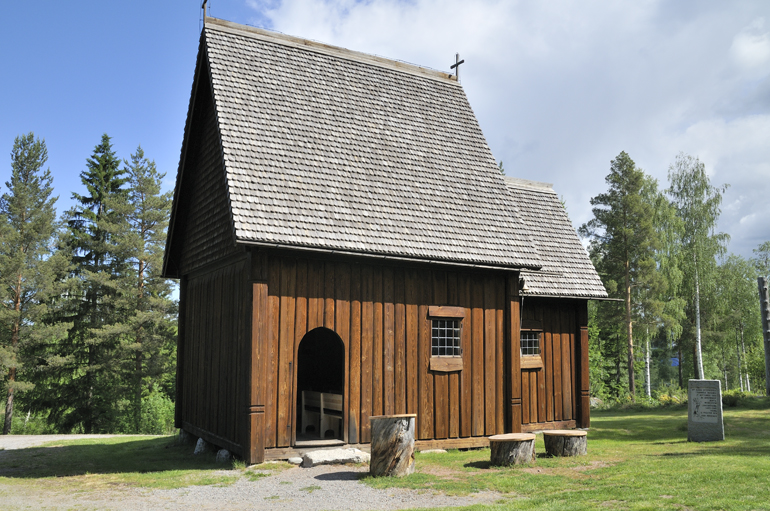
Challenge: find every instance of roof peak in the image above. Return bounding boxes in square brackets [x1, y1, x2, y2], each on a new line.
[504, 176, 554, 191]
[204, 16, 460, 85]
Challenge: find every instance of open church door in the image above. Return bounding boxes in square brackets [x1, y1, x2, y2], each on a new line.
[294, 327, 345, 444]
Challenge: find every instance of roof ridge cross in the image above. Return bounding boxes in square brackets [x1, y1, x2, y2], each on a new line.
[450, 53, 465, 80]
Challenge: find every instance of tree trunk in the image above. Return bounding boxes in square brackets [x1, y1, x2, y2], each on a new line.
[645, 328, 651, 398]
[693, 342, 698, 381]
[489, 433, 536, 466]
[369, 415, 415, 477]
[759, 277, 770, 396]
[135, 350, 143, 432]
[543, 430, 587, 457]
[3, 279, 22, 435]
[626, 259, 635, 398]
[694, 258, 705, 379]
[740, 324, 750, 392]
[678, 340, 683, 389]
[86, 284, 99, 434]
[736, 331, 744, 392]
[3, 374, 14, 435]
[135, 259, 146, 433]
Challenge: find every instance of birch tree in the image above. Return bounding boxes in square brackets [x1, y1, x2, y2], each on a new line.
[754, 241, 770, 279]
[716, 256, 760, 391]
[667, 153, 728, 380]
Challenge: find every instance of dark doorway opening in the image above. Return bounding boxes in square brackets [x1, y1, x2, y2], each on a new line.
[296, 327, 344, 442]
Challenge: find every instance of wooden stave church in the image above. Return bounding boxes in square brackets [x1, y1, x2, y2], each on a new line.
[162, 16, 608, 464]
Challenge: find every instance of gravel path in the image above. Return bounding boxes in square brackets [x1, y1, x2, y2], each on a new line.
[0, 434, 124, 450]
[0, 435, 504, 510]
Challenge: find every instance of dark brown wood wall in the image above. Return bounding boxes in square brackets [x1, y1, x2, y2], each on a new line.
[254, 252, 510, 449]
[519, 298, 580, 426]
[170, 58, 240, 277]
[180, 258, 249, 452]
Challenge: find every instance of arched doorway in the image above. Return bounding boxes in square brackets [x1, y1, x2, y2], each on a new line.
[296, 327, 344, 442]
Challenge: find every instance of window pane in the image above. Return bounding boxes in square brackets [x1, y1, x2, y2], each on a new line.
[521, 331, 540, 356]
[431, 318, 461, 357]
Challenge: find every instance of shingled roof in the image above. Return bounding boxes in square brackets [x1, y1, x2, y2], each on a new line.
[505, 178, 607, 298]
[166, 17, 542, 272]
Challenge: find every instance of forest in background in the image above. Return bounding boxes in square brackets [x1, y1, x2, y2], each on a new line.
[581, 151, 769, 404]
[2, 134, 768, 435]
[0, 132, 176, 435]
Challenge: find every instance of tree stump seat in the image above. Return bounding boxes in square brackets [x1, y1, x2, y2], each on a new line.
[488, 433, 536, 466]
[369, 414, 416, 477]
[542, 430, 587, 457]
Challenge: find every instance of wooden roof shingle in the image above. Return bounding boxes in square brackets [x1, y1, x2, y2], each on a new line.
[504, 177, 607, 298]
[195, 18, 541, 269]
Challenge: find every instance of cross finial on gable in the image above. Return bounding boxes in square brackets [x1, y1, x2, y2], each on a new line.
[202, 0, 209, 19]
[450, 53, 465, 80]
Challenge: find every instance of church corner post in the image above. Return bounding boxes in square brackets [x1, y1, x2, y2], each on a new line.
[578, 302, 590, 428]
[507, 274, 522, 432]
[246, 252, 269, 464]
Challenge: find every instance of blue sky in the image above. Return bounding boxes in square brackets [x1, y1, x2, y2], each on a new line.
[4, 2, 233, 204]
[4, 1, 770, 259]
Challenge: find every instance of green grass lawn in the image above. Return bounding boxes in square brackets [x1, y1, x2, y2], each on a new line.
[0, 435, 289, 491]
[1, 399, 768, 510]
[364, 398, 770, 510]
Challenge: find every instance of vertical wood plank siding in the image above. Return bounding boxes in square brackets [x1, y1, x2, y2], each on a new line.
[519, 299, 583, 426]
[257, 253, 513, 447]
[180, 258, 249, 451]
[178, 253, 590, 458]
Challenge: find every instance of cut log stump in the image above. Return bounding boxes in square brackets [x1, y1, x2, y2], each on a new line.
[489, 433, 536, 466]
[542, 430, 587, 457]
[369, 414, 416, 477]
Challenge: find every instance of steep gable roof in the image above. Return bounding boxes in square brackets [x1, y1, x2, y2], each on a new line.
[166, 17, 542, 272]
[505, 178, 607, 298]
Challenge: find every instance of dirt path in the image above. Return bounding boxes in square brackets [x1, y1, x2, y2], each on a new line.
[0, 435, 504, 510]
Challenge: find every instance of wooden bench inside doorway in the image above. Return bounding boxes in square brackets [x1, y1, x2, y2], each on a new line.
[301, 391, 343, 439]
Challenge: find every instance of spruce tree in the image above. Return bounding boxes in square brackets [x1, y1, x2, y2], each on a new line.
[0, 133, 68, 434]
[54, 134, 127, 433]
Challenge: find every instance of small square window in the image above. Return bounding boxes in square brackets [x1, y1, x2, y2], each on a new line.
[432, 318, 461, 357]
[521, 331, 541, 356]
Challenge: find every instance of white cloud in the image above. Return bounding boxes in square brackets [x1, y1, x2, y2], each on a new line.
[731, 18, 770, 72]
[740, 213, 757, 225]
[248, 0, 770, 257]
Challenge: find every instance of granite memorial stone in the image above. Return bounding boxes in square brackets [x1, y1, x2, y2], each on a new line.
[688, 379, 724, 442]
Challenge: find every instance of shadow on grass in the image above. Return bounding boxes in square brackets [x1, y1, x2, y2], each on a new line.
[0, 436, 224, 479]
[656, 451, 699, 457]
[652, 438, 770, 457]
[464, 460, 492, 470]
